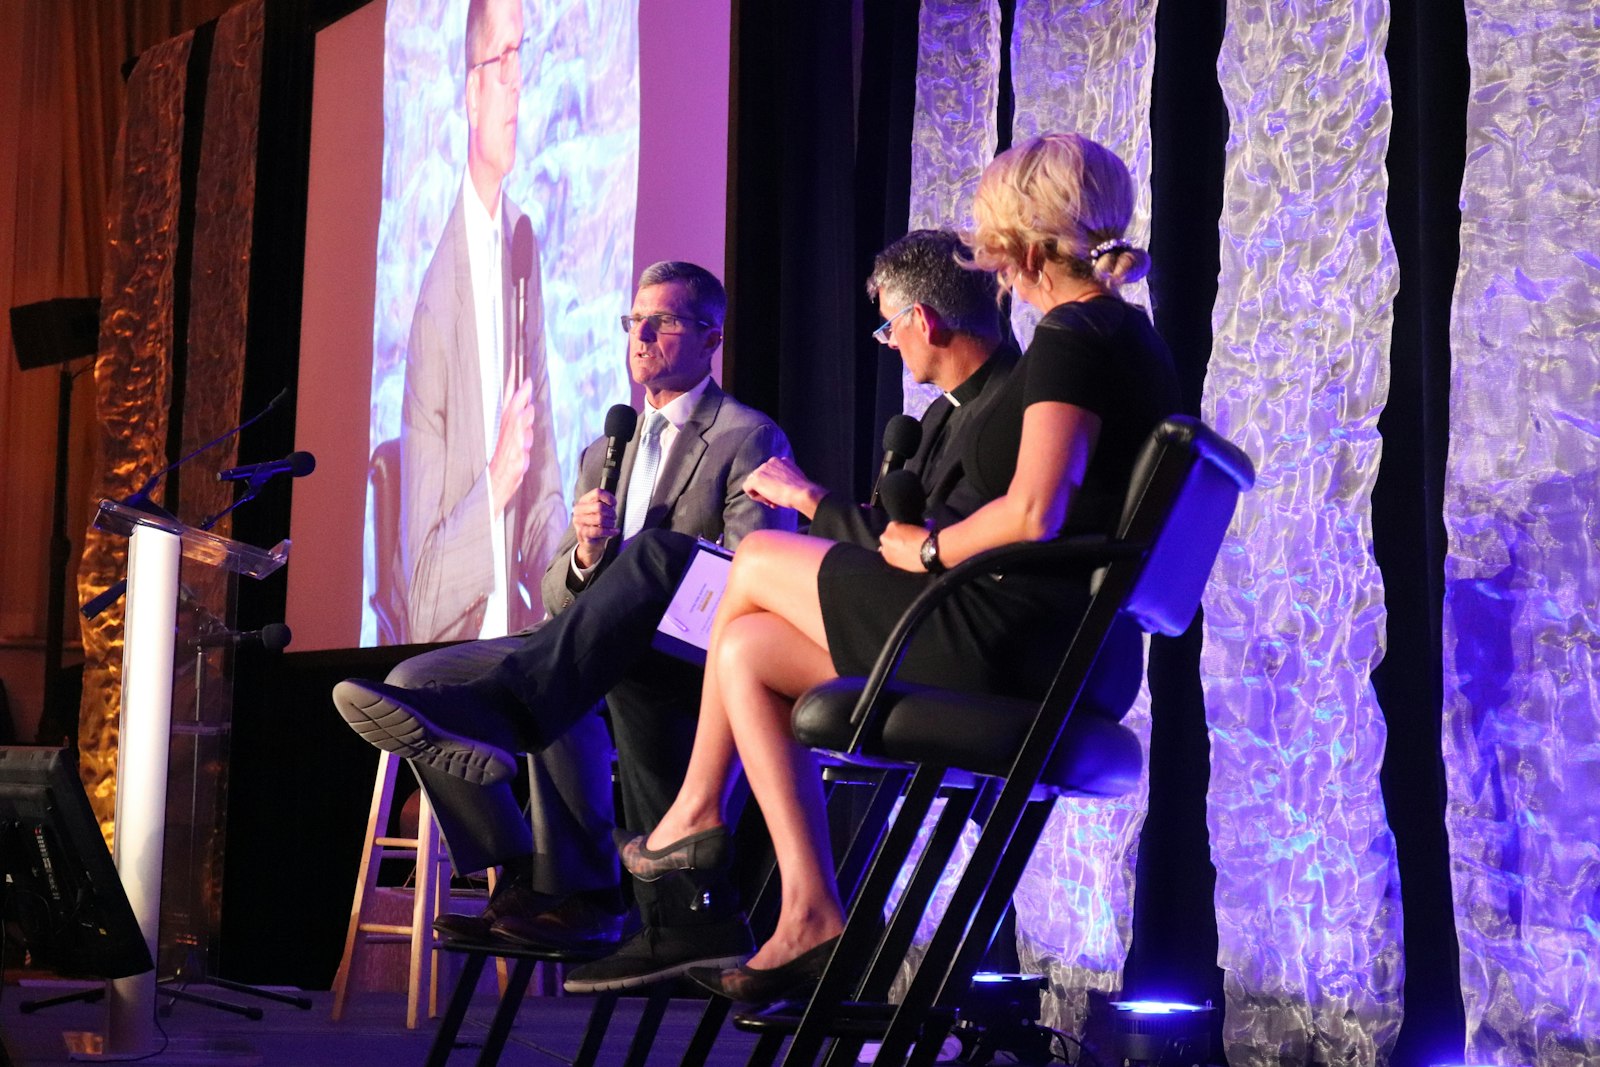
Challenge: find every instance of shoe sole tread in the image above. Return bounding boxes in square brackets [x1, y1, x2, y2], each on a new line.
[333, 681, 513, 785]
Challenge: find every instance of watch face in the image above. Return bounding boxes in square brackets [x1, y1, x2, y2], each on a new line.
[920, 533, 940, 572]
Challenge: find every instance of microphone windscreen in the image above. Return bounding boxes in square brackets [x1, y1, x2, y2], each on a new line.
[512, 217, 534, 283]
[260, 622, 292, 651]
[604, 403, 638, 442]
[288, 451, 317, 477]
[878, 468, 926, 526]
[882, 413, 922, 457]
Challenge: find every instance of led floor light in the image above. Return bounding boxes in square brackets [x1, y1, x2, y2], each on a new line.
[1105, 999, 1215, 1065]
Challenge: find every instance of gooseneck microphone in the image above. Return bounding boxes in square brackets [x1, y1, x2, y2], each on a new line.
[599, 404, 638, 495]
[127, 387, 290, 510]
[512, 216, 534, 384]
[194, 622, 292, 651]
[870, 413, 923, 507]
[84, 388, 292, 620]
[217, 451, 317, 484]
[877, 468, 927, 527]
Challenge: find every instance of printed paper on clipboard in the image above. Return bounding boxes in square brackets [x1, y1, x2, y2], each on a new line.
[652, 538, 734, 665]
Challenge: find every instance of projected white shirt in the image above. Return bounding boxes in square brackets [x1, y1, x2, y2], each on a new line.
[462, 174, 509, 638]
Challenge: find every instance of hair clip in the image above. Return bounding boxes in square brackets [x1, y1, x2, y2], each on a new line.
[1088, 238, 1132, 261]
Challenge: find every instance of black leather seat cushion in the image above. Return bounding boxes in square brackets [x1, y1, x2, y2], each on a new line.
[793, 680, 1142, 796]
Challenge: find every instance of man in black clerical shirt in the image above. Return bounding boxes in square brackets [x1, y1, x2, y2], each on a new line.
[743, 227, 1017, 538]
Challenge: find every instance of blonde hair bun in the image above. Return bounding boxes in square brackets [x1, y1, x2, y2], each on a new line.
[969, 133, 1143, 291]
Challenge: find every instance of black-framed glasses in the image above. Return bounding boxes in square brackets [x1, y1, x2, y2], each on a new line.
[620, 313, 713, 336]
[872, 304, 914, 344]
[470, 36, 528, 85]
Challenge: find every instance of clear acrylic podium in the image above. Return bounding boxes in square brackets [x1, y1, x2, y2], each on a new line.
[73, 499, 288, 1060]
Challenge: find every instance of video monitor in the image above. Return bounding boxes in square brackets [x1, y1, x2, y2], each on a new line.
[0, 747, 153, 980]
[289, 0, 732, 652]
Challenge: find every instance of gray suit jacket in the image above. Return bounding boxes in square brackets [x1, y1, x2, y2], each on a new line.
[401, 185, 567, 642]
[540, 380, 797, 615]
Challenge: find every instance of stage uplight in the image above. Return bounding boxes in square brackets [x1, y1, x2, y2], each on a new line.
[1100, 997, 1215, 1065]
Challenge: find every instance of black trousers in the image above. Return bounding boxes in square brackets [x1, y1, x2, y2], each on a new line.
[396, 528, 738, 927]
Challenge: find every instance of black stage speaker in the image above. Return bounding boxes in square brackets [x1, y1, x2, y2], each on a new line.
[9, 297, 101, 370]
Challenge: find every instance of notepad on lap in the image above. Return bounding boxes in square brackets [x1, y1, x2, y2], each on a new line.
[652, 538, 734, 665]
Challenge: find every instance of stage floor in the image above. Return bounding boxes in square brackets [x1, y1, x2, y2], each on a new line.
[0, 980, 781, 1067]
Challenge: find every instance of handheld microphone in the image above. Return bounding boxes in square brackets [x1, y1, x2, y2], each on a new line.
[193, 622, 292, 651]
[217, 451, 317, 484]
[127, 387, 290, 509]
[599, 404, 637, 495]
[511, 216, 534, 384]
[878, 468, 926, 527]
[870, 414, 923, 507]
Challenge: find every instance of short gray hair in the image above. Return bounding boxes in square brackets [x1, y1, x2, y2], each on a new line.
[636, 261, 726, 327]
[866, 230, 1000, 341]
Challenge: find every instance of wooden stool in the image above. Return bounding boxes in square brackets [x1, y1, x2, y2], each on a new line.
[332, 749, 491, 1028]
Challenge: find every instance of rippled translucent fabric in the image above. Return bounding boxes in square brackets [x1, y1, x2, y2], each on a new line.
[1002, 0, 1158, 1039]
[1444, 4, 1600, 1061]
[1007, 0, 1155, 351]
[879, 795, 980, 1004]
[78, 28, 191, 840]
[904, 0, 1000, 417]
[1014, 699, 1152, 1038]
[1201, 3, 1403, 1063]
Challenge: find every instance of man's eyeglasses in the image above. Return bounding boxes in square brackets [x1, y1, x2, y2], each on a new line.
[620, 313, 713, 336]
[471, 36, 528, 86]
[872, 304, 914, 344]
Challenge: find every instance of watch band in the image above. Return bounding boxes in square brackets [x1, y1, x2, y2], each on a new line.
[919, 529, 945, 574]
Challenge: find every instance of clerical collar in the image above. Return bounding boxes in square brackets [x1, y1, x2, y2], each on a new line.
[943, 356, 998, 408]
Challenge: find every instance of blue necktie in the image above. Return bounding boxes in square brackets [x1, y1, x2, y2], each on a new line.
[622, 411, 666, 540]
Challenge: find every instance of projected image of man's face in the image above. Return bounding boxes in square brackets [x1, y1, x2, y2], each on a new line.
[362, 0, 641, 647]
[467, 0, 524, 187]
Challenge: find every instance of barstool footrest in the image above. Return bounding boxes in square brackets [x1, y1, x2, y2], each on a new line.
[731, 999, 955, 1041]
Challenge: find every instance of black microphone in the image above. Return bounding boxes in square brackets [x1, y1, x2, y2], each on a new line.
[511, 216, 534, 383]
[193, 622, 292, 651]
[878, 468, 926, 527]
[84, 389, 291, 620]
[127, 387, 290, 509]
[217, 451, 316, 484]
[870, 413, 923, 507]
[599, 404, 637, 495]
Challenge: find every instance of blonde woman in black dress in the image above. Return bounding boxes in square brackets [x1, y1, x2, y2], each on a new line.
[620, 133, 1180, 1003]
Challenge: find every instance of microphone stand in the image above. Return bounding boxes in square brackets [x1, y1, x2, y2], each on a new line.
[153, 639, 311, 1019]
[26, 457, 307, 1020]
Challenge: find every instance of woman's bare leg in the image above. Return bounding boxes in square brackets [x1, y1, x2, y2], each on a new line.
[713, 611, 844, 969]
[644, 531, 833, 848]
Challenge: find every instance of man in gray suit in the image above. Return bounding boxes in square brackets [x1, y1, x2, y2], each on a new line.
[401, 0, 565, 643]
[337, 261, 794, 977]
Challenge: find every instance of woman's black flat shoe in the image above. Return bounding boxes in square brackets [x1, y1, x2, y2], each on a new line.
[615, 825, 730, 882]
[685, 935, 841, 1005]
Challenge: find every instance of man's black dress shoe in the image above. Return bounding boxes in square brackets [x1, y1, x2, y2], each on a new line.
[433, 881, 556, 942]
[491, 893, 626, 952]
[615, 825, 729, 882]
[332, 678, 521, 785]
[686, 935, 841, 1005]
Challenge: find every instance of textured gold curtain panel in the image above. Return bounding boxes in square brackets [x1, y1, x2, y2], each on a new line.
[78, 0, 265, 842]
[80, 30, 192, 841]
